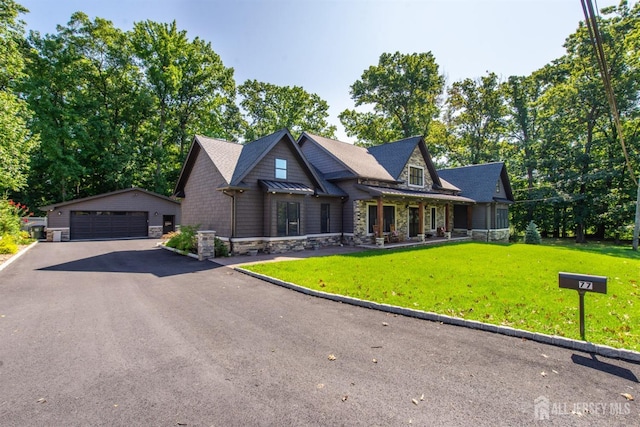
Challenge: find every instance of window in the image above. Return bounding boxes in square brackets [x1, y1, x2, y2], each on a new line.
[409, 166, 424, 187]
[497, 208, 509, 229]
[275, 158, 287, 179]
[496, 180, 501, 193]
[321, 203, 330, 233]
[277, 201, 299, 236]
[368, 204, 395, 233]
[430, 207, 436, 230]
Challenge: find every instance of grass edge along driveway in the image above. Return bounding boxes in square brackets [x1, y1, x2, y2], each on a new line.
[243, 242, 640, 351]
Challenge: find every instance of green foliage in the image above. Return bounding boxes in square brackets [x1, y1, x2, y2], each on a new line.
[0, 197, 31, 236]
[339, 51, 444, 146]
[445, 72, 506, 165]
[166, 225, 198, 253]
[0, 234, 18, 254]
[238, 79, 336, 141]
[524, 221, 541, 244]
[20, 15, 240, 204]
[244, 242, 640, 350]
[0, 0, 38, 193]
[214, 237, 229, 257]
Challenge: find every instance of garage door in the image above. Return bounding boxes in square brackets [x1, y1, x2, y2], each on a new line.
[70, 211, 148, 240]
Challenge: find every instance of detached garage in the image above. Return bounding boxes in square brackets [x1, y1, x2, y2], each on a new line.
[40, 188, 181, 241]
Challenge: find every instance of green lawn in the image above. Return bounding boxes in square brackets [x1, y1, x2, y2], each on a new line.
[243, 242, 640, 351]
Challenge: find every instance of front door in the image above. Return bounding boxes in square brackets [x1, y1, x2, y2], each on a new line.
[409, 207, 420, 237]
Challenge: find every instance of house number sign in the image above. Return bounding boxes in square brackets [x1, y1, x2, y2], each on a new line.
[558, 272, 607, 341]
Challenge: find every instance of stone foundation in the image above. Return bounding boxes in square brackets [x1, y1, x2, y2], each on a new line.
[471, 228, 510, 242]
[229, 234, 344, 255]
[305, 233, 342, 249]
[148, 226, 163, 238]
[46, 228, 70, 242]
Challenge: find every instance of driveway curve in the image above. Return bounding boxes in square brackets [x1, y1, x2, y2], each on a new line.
[0, 240, 637, 426]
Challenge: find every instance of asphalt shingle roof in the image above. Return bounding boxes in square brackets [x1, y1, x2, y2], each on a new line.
[438, 162, 512, 203]
[368, 136, 422, 179]
[301, 133, 396, 182]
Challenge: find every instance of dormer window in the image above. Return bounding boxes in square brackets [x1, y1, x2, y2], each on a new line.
[275, 158, 287, 179]
[408, 166, 424, 187]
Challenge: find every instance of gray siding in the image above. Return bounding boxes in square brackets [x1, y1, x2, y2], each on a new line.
[181, 149, 232, 235]
[334, 179, 369, 234]
[236, 140, 318, 237]
[46, 190, 180, 229]
[305, 196, 343, 234]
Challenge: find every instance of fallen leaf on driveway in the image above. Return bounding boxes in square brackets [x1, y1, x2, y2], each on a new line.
[541, 372, 547, 377]
[342, 395, 348, 402]
[541, 354, 548, 358]
[552, 370, 559, 374]
[620, 393, 634, 401]
[382, 322, 389, 326]
[420, 394, 425, 401]
[328, 354, 336, 361]
[372, 358, 377, 363]
[412, 398, 419, 405]
[36, 398, 46, 404]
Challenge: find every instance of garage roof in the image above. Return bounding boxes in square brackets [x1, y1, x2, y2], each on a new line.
[39, 187, 180, 212]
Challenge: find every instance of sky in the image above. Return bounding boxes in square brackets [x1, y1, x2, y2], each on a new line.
[18, 0, 630, 141]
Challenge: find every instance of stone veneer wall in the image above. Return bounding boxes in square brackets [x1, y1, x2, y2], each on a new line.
[306, 233, 342, 249]
[352, 200, 450, 245]
[148, 226, 163, 238]
[45, 228, 70, 242]
[197, 230, 216, 260]
[229, 234, 343, 255]
[471, 229, 510, 242]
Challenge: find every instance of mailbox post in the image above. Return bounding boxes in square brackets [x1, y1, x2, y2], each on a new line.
[558, 272, 607, 340]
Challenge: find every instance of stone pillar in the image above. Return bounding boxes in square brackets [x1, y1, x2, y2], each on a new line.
[197, 230, 216, 261]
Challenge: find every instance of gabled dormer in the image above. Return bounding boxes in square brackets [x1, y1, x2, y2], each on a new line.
[368, 136, 448, 192]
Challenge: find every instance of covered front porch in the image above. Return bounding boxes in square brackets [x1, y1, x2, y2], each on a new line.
[351, 185, 476, 248]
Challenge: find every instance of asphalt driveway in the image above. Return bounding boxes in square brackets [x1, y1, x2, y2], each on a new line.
[0, 240, 638, 426]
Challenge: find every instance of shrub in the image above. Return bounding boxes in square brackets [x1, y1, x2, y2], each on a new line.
[214, 237, 229, 257]
[165, 225, 198, 253]
[524, 221, 541, 244]
[0, 234, 18, 254]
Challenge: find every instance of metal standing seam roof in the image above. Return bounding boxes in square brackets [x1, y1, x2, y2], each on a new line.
[300, 133, 397, 182]
[259, 180, 314, 195]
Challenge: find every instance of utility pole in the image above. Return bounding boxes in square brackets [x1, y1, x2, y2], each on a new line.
[580, 0, 639, 250]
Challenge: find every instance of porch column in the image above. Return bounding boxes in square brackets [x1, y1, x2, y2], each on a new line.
[377, 197, 384, 235]
[445, 204, 449, 231]
[467, 205, 473, 230]
[418, 202, 424, 235]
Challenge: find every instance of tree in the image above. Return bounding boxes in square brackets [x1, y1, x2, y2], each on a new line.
[339, 51, 444, 146]
[502, 73, 545, 231]
[130, 20, 240, 193]
[445, 72, 507, 165]
[22, 13, 149, 203]
[238, 80, 336, 141]
[0, 0, 38, 193]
